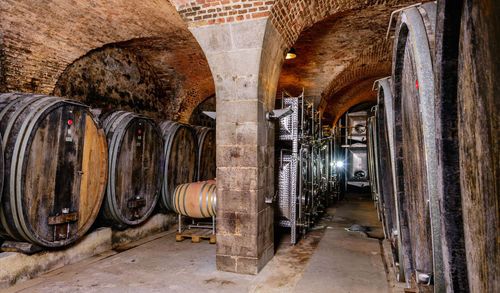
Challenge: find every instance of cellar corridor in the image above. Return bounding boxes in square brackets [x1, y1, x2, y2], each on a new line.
[3, 193, 391, 293]
[0, 1, 498, 292]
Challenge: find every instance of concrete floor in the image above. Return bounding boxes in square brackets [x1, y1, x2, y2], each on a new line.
[3, 193, 393, 293]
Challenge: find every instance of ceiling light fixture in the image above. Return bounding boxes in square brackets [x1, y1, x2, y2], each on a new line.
[286, 47, 297, 60]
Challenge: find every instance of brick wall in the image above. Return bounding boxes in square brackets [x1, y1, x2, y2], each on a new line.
[173, 0, 275, 27]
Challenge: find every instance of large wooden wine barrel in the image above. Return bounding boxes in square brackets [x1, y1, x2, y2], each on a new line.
[455, 0, 500, 291]
[392, 2, 442, 290]
[0, 93, 107, 248]
[193, 126, 216, 181]
[99, 111, 163, 227]
[172, 180, 216, 218]
[159, 121, 198, 211]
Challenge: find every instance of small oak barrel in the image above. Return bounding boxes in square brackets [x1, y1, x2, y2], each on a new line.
[392, 2, 439, 290]
[99, 110, 163, 227]
[172, 180, 216, 218]
[159, 121, 198, 211]
[193, 126, 216, 181]
[0, 93, 108, 248]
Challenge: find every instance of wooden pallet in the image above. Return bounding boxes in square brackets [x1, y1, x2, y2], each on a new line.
[176, 228, 216, 244]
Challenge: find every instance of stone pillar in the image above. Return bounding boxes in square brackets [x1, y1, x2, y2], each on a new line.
[190, 18, 286, 274]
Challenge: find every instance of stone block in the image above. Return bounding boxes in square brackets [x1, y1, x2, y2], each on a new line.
[257, 243, 274, 271]
[257, 206, 274, 250]
[214, 75, 236, 101]
[230, 18, 267, 49]
[217, 211, 258, 236]
[206, 48, 261, 77]
[235, 256, 259, 275]
[217, 145, 258, 168]
[235, 75, 259, 101]
[216, 254, 237, 272]
[216, 233, 258, 258]
[217, 167, 260, 190]
[258, 166, 273, 190]
[217, 100, 259, 123]
[258, 185, 272, 213]
[216, 122, 259, 145]
[217, 188, 259, 214]
[190, 24, 232, 53]
[216, 211, 237, 235]
[257, 120, 275, 146]
[257, 146, 271, 167]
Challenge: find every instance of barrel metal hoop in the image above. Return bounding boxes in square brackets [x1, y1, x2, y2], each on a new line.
[212, 185, 217, 217]
[103, 110, 125, 134]
[0, 93, 29, 134]
[176, 184, 185, 215]
[0, 94, 49, 240]
[209, 184, 216, 217]
[181, 183, 188, 216]
[14, 98, 64, 245]
[394, 3, 442, 289]
[206, 184, 213, 217]
[106, 112, 131, 224]
[172, 185, 180, 214]
[199, 182, 208, 218]
[162, 122, 184, 210]
[197, 129, 209, 180]
[1, 95, 45, 150]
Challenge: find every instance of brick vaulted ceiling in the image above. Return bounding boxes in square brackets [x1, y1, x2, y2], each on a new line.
[276, 1, 420, 124]
[0, 0, 214, 122]
[0, 0, 427, 123]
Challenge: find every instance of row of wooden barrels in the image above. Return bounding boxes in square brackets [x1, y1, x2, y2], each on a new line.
[0, 92, 216, 248]
[366, 2, 499, 292]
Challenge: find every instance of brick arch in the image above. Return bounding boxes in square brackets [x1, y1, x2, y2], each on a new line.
[320, 39, 393, 123]
[52, 37, 214, 122]
[326, 78, 378, 125]
[269, 0, 418, 48]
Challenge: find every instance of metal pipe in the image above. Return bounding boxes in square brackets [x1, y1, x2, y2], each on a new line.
[319, 112, 322, 139]
[298, 146, 304, 223]
[212, 216, 216, 235]
[178, 214, 182, 233]
[301, 93, 304, 136]
[311, 103, 315, 138]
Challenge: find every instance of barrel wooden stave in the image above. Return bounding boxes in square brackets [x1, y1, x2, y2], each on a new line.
[0, 93, 107, 248]
[159, 121, 198, 211]
[100, 110, 163, 227]
[457, 0, 500, 291]
[172, 181, 216, 218]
